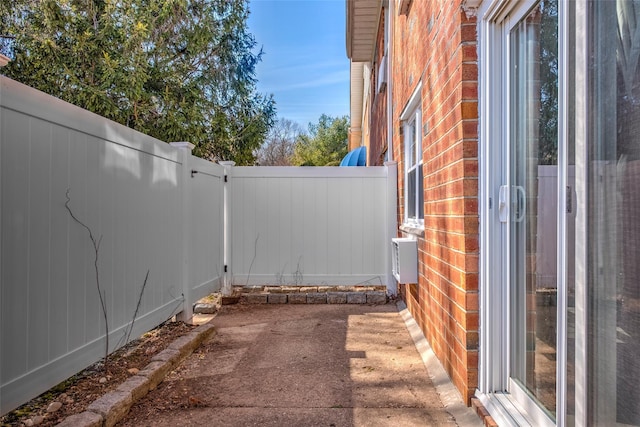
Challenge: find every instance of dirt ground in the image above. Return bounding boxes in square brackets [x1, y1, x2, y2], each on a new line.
[118, 303, 462, 427]
[0, 320, 196, 427]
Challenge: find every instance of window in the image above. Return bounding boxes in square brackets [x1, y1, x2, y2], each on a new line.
[401, 85, 423, 227]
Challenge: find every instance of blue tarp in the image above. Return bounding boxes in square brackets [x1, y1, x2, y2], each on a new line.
[340, 146, 367, 166]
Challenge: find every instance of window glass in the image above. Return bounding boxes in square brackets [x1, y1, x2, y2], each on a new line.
[588, 0, 640, 424]
[408, 120, 416, 167]
[508, 0, 559, 419]
[404, 108, 423, 225]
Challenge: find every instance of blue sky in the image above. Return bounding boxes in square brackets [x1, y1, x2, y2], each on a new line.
[247, 0, 350, 130]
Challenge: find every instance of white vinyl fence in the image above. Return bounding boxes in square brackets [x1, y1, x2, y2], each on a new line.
[0, 76, 397, 415]
[0, 77, 224, 414]
[535, 165, 576, 288]
[228, 166, 396, 288]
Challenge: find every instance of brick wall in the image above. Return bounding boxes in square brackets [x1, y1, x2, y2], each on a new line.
[369, 9, 388, 166]
[391, 0, 479, 403]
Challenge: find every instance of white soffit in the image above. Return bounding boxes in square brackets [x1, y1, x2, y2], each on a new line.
[346, 0, 382, 61]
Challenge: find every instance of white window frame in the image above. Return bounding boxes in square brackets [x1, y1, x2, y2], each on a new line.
[400, 83, 423, 228]
[572, 2, 587, 425]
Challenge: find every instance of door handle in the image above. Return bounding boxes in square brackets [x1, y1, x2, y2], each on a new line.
[514, 185, 526, 222]
[499, 185, 509, 223]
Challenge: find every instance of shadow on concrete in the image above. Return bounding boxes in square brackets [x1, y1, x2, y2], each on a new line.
[118, 304, 475, 426]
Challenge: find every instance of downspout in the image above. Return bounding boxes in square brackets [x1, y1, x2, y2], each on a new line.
[384, 0, 398, 295]
[386, 0, 394, 161]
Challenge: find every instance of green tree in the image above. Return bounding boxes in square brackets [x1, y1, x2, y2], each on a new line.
[292, 114, 349, 166]
[0, 0, 275, 165]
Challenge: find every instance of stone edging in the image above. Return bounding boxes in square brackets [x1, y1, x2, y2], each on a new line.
[233, 285, 388, 305]
[55, 323, 216, 427]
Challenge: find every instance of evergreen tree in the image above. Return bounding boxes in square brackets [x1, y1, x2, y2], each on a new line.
[292, 114, 349, 166]
[0, 0, 275, 164]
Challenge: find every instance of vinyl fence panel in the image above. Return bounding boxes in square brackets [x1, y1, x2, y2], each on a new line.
[229, 166, 391, 287]
[0, 77, 223, 414]
[0, 76, 396, 416]
[187, 155, 225, 300]
[535, 165, 576, 289]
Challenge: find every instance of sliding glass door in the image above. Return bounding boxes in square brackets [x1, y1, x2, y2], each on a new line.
[506, 1, 559, 423]
[580, 1, 640, 424]
[480, 1, 640, 425]
[508, 0, 559, 419]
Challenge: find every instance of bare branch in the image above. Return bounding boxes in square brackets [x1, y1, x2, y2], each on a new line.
[245, 234, 259, 287]
[124, 269, 150, 346]
[65, 189, 110, 372]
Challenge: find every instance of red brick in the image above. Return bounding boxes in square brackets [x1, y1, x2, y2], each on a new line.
[461, 101, 478, 119]
[368, 0, 480, 405]
[461, 44, 478, 62]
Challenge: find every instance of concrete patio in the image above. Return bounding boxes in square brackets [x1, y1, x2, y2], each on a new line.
[116, 303, 481, 426]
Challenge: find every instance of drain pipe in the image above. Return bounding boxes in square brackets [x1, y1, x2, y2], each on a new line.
[387, 1, 394, 162]
[385, 1, 398, 296]
[384, 160, 399, 295]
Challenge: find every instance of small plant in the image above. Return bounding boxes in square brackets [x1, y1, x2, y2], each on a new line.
[245, 234, 259, 287]
[275, 268, 286, 286]
[274, 255, 304, 286]
[291, 256, 304, 285]
[65, 189, 110, 371]
[66, 189, 151, 372]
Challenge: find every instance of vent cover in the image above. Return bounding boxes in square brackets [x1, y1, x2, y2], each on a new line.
[391, 238, 418, 284]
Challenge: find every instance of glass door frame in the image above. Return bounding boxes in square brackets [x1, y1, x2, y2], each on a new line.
[477, 0, 571, 425]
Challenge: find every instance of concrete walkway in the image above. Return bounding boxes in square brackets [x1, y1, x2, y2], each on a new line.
[118, 303, 481, 427]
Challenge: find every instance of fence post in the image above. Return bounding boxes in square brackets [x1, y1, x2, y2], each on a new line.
[384, 161, 399, 295]
[170, 142, 195, 323]
[219, 161, 235, 296]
